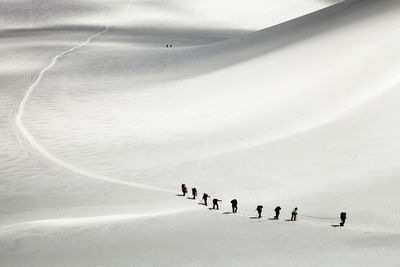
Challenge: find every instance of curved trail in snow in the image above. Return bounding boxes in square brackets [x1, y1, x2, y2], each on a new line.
[15, 0, 174, 194]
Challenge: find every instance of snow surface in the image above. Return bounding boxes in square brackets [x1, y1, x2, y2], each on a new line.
[1, 0, 400, 266]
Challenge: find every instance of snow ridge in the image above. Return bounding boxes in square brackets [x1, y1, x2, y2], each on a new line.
[0, 209, 192, 235]
[15, 0, 174, 194]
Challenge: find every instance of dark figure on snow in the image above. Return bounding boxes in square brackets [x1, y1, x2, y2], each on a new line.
[181, 184, 188, 196]
[256, 205, 263, 218]
[274, 206, 281, 220]
[212, 199, 221, 210]
[231, 199, 238, 213]
[340, 212, 347, 226]
[291, 207, 298, 221]
[202, 193, 210, 206]
[192, 188, 197, 199]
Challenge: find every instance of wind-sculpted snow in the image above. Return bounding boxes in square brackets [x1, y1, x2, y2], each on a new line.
[19, 0, 400, 178]
[0, 208, 193, 236]
[14, 0, 174, 193]
[1, 0, 400, 266]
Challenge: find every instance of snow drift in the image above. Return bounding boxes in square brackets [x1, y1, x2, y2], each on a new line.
[1, 0, 400, 266]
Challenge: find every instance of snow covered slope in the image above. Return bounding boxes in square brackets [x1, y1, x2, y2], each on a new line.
[1, 0, 341, 30]
[1, 0, 400, 266]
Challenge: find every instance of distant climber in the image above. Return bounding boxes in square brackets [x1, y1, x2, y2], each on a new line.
[192, 188, 198, 199]
[212, 199, 221, 210]
[274, 206, 281, 220]
[291, 207, 298, 221]
[202, 193, 210, 206]
[181, 184, 188, 196]
[340, 212, 347, 226]
[256, 205, 263, 218]
[231, 199, 238, 213]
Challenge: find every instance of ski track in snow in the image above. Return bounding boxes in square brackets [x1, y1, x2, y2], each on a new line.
[14, 0, 174, 194]
[0, 205, 389, 236]
[11, 0, 400, 238]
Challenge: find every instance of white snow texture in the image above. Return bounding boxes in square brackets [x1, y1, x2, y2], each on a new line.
[1, 0, 400, 266]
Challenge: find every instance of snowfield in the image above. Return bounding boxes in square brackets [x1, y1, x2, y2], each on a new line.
[1, 0, 400, 266]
